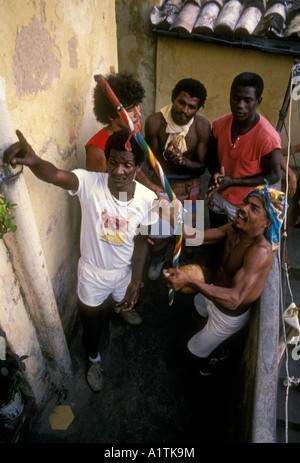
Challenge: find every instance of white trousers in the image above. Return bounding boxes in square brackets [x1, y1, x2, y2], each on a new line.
[187, 293, 250, 358]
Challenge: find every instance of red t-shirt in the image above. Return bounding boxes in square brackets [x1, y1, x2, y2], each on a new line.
[212, 113, 281, 206]
[85, 128, 109, 150]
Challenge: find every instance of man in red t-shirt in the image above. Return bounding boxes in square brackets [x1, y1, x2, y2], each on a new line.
[207, 72, 282, 227]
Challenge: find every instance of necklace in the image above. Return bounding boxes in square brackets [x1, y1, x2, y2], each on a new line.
[108, 180, 136, 206]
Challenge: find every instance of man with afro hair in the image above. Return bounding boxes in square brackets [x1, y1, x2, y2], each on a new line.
[85, 71, 145, 173]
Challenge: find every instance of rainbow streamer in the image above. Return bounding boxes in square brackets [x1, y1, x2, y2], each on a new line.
[94, 74, 182, 305]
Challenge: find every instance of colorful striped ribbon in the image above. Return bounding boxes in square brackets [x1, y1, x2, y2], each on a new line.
[94, 74, 182, 305]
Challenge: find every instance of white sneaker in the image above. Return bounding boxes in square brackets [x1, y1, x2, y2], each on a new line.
[148, 260, 165, 280]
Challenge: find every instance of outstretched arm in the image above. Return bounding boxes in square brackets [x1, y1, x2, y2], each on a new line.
[165, 242, 272, 310]
[3, 130, 78, 191]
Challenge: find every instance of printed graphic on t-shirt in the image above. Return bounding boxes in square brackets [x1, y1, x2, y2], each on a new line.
[99, 209, 129, 245]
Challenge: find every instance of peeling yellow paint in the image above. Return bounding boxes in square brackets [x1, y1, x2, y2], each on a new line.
[14, 16, 61, 97]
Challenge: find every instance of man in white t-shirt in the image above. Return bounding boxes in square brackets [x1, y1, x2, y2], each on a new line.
[3, 129, 158, 392]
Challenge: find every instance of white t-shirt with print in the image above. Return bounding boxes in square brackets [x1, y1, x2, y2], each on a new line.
[69, 169, 158, 271]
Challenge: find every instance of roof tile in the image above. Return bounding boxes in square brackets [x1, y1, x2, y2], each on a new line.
[150, 0, 300, 40]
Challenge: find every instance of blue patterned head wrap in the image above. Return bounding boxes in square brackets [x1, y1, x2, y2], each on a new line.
[243, 182, 288, 252]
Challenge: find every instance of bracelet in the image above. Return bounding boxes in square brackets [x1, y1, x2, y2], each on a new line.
[162, 150, 168, 162]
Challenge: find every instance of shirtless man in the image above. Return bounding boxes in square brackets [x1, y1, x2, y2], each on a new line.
[145, 78, 211, 279]
[165, 184, 287, 375]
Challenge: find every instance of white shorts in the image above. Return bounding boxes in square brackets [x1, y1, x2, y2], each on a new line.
[210, 191, 238, 221]
[187, 293, 250, 358]
[77, 258, 131, 307]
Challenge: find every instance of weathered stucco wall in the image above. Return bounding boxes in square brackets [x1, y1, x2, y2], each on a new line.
[0, 0, 118, 403]
[115, 0, 160, 126]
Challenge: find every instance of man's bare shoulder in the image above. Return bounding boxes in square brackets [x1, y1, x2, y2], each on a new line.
[244, 234, 273, 266]
[193, 114, 211, 137]
[145, 112, 164, 125]
[145, 112, 165, 131]
[226, 225, 273, 260]
[194, 113, 210, 127]
[221, 222, 234, 235]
